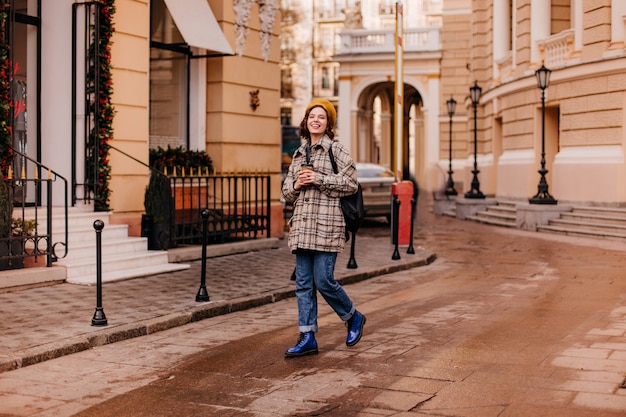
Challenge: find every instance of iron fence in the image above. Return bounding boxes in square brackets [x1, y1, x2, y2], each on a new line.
[169, 173, 271, 246]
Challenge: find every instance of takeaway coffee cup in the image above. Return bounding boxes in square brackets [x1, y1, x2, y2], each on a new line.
[300, 164, 314, 171]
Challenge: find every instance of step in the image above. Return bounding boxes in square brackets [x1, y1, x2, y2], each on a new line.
[493, 201, 518, 209]
[570, 206, 626, 219]
[66, 261, 190, 285]
[486, 205, 516, 215]
[19, 207, 111, 222]
[13, 206, 188, 287]
[38, 224, 130, 245]
[442, 209, 456, 218]
[548, 218, 626, 234]
[61, 251, 178, 279]
[55, 237, 150, 260]
[465, 215, 517, 228]
[559, 212, 626, 226]
[537, 224, 626, 241]
[476, 211, 516, 222]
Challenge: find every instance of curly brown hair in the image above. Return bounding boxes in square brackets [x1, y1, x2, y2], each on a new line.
[298, 105, 335, 141]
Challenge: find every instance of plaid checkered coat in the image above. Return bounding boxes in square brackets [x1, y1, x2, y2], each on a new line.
[282, 135, 358, 253]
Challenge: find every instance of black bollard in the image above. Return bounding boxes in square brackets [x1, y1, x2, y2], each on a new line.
[347, 231, 357, 269]
[196, 208, 210, 302]
[391, 194, 401, 260]
[91, 220, 108, 326]
[407, 196, 416, 254]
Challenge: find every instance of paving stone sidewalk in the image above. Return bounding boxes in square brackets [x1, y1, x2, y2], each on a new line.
[0, 235, 435, 373]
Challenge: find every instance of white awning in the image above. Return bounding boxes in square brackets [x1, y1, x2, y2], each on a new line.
[163, 0, 234, 55]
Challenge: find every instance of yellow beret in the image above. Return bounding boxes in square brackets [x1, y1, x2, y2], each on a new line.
[306, 98, 336, 128]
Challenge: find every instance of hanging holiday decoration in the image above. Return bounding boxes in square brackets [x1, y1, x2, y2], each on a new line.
[233, 0, 253, 56]
[258, 0, 278, 62]
[88, 0, 115, 211]
[0, 0, 11, 175]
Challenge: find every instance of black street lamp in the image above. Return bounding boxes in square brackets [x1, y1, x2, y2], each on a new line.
[529, 64, 557, 204]
[445, 96, 457, 195]
[465, 81, 485, 199]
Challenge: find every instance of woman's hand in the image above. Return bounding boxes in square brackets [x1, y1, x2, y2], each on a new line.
[296, 169, 316, 189]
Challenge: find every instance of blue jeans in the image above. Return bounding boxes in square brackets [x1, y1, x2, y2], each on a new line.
[294, 250, 355, 333]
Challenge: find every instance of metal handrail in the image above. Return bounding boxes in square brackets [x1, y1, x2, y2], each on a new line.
[0, 147, 69, 269]
[109, 145, 165, 177]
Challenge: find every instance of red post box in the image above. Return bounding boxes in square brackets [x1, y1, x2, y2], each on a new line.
[391, 181, 415, 246]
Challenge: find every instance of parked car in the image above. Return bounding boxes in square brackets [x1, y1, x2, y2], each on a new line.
[355, 162, 395, 222]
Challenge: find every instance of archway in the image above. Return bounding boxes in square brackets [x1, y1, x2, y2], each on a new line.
[354, 82, 423, 181]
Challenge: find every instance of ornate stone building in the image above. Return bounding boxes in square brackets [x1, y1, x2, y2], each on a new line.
[444, 0, 626, 205]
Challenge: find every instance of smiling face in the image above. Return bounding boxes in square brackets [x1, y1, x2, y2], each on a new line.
[307, 106, 328, 141]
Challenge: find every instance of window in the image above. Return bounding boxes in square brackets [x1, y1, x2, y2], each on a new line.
[322, 67, 330, 89]
[11, 0, 40, 204]
[280, 108, 292, 126]
[150, 0, 189, 150]
[551, 0, 571, 35]
[281, 68, 293, 98]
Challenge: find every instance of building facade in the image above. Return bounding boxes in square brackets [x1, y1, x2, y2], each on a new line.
[3, 0, 284, 238]
[440, 0, 626, 205]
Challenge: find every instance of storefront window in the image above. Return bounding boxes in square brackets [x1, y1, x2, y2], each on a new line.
[150, 0, 189, 151]
[11, 0, 40, 203]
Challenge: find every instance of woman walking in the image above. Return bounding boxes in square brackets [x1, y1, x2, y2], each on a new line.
[281, 98, 366, 357]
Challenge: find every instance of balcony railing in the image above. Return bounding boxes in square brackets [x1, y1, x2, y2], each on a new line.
[337, 27, 441, 55]
[538, 29, 576, 68]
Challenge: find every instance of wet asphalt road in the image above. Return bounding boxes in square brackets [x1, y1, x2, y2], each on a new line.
[3, 199, 626, 416]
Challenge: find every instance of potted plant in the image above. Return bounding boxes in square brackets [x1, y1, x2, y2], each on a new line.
[149, 145, 213, 176]
[143, 171, 174, 250]
[144, 146, 214, 249]
[8, 216, 37, 268]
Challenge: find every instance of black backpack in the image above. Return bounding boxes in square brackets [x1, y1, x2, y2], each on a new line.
[328, 145, 365, 233]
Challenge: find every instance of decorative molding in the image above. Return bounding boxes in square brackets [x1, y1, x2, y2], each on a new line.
[249, 89, 260, 111]
[233, 0, 254, 56]
[258, 0, 278, 62]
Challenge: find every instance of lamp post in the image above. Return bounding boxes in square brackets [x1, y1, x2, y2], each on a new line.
[445, 96, 457, 195]
[529, 64, 557, 204]
[464, 81, 485, 199]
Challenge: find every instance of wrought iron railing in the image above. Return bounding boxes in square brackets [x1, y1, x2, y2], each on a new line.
[169, 173, 271, 246]
[0, 148, 69, 270]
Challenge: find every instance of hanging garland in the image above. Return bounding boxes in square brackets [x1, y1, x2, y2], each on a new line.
[90, 0, 115, 211]
[0, 0, 11, 176]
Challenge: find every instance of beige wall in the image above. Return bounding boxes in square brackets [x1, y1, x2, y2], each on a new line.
[439, 1, 472, 192]
[209, 0, 283, 237]
[108, 0, 150, 234]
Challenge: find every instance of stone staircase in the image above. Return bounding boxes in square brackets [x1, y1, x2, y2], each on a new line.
[465, 201, 517, 228]
[440, 200, 626, 241]
[23, 207, 189, 286]
[537, 206, 626, 240]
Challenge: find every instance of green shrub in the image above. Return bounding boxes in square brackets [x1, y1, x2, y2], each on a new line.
[149, 146, 213, 176]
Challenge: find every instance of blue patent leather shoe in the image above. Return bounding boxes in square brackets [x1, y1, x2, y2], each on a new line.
[285, 332, 318, 357]
[346, 311, 366, 347]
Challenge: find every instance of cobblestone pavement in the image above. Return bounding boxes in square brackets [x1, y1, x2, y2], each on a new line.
[0, 231, 434, 373]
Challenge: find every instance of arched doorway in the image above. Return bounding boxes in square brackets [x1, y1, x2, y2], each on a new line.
[354, 82, 423, 181]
